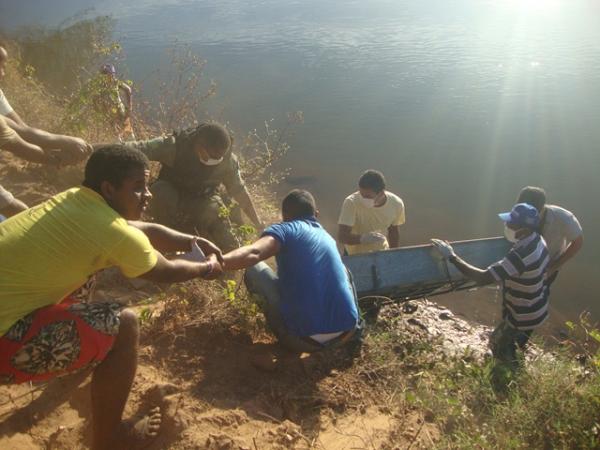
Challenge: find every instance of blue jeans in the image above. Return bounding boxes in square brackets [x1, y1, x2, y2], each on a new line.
[244, 262, 361, 353]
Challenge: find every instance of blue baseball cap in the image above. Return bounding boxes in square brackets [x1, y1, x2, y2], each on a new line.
[498, 203, 540, 228]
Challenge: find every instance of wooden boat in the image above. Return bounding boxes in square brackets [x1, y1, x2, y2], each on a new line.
[342, 237, 511, 300]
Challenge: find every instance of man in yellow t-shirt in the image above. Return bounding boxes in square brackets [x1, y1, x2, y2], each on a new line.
[338, 169, 405, 255]
[0, 145, 224, 449]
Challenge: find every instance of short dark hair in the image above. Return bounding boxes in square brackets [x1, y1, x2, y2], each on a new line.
[193, 122, 231, 155]
[358, 170, 386, 193]
[281, 189, 316, 220]
[518, 186, 546, 212]
[83, 145, 149, 192]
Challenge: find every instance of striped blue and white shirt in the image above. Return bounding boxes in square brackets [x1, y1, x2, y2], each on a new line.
[488, 233, 550, 330]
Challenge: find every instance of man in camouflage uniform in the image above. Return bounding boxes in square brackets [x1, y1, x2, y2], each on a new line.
[130, 122, 263, 251]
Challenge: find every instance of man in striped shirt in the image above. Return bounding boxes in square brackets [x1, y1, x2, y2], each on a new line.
[431, 203, 549, 368]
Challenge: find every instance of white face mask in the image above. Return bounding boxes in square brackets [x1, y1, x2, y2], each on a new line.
[504, 224, 519, 243]
[359, 196, 376, 208]
[200, 156, 223, 166]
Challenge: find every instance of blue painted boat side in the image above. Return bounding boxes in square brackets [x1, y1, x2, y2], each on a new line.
[343, 237, 511, 297]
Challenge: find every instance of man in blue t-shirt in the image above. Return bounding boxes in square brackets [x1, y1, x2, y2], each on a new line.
[223, 189, 360, 353]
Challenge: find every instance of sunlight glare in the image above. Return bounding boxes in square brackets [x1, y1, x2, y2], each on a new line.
[496, 0, 562, 15]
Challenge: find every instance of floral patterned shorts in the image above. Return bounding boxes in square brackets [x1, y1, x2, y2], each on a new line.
[0, 297, 121, 385]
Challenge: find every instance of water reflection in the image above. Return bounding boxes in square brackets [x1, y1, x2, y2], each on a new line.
[1, 0, 599, 320]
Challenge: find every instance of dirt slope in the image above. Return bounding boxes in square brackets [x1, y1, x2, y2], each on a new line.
[0, 155, 449, 449]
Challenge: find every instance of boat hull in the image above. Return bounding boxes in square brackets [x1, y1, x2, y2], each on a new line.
[342, 237, 511, 299]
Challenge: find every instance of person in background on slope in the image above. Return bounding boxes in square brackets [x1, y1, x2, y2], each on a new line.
[99, 63, 135, 141]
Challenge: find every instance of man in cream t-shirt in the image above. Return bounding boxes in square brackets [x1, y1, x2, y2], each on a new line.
[338, 169, 405, 255]
[517, 186, 583, 281]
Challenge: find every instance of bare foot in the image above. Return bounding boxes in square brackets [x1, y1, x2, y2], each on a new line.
[118, 407, 162, 449]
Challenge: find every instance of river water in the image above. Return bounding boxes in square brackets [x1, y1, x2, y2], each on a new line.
[2, 0, 599, 321]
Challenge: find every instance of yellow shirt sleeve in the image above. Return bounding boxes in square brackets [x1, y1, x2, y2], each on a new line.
[391, 197, 406, 226]
[107, 224, 158, 278]
[338, 197, 357, 227]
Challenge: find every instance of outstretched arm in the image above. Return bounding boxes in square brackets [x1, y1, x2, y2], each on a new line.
[128, 220, 223, 263]
[139, 251, 222, 283]
[0, 197, 28, 218]
[4, 116, 91, 164]
[1, 130, 50, 164]
[5, 110, 26, 126]
[448, 255, 495, 285]
[232, 187, 263, 229]
[223, 235, 280, 270]
[431, 239, 494, 285]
